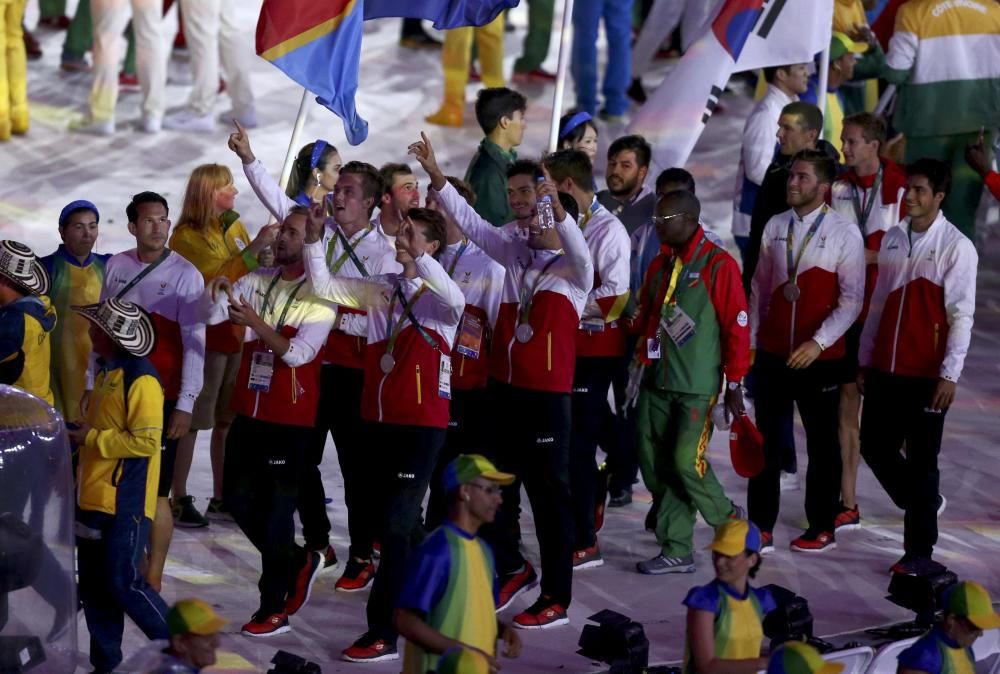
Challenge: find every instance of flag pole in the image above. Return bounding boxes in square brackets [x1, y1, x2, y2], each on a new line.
[278, 89, 312, 190]
[816, 48, 830, 139]
[547, 0, 575, 152]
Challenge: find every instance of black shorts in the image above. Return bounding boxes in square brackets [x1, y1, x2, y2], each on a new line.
[841, 323, 863, 384]
[158, 400, 179, 498]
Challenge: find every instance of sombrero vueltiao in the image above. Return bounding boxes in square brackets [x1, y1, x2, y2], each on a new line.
[72, 298, 157, 358]
[0, 240, 49, 296]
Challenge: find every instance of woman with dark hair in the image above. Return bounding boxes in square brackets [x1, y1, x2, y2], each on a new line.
[684, 520, 776, 674]
[558, 111, 599, 162]
[227, 120, 344, 223]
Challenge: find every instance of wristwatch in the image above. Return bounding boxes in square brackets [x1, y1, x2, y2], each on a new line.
[727, 381, 741, 391]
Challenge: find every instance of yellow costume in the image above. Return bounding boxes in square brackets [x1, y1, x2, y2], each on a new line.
[0, 0, 29, 139]
[426, 14, 505, 127]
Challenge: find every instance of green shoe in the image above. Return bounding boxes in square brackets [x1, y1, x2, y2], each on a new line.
[173, 495, 208, 528]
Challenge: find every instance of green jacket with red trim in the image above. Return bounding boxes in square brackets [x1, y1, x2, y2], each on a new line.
[634, 228, 751, 396]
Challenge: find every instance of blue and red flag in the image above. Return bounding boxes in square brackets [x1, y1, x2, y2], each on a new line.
[257, 0, 519, 145]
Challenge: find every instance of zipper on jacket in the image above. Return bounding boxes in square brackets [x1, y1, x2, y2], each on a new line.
[377, 371, 388, 421]
[111, 459, 124, 487]
[890, 284, 907, 372]
[934, 323, 939, 353]
[789, 298, 797, 355]
[547, 332, 552, 371]
[416, 364, 422, 405]
[459, 355, 465, 378]
[505, 335, 515, 383]
[252, 388, 260, 418]
[291, 368, 298, 404]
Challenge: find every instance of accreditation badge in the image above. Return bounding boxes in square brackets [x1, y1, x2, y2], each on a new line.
[661, 306, 696, 347]
[455, 312, 484, 359]
[248, 350, 275, 392]
[438, 355, 452, 399]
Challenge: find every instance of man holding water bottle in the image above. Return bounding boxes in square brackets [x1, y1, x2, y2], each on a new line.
[630, 189, 751, 575]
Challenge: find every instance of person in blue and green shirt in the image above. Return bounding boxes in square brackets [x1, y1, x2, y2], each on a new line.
[464, 88, 526, 227]
[897, 581, 1000, 674]
[684, 520, 776, 674]
[41, 199, 110, 420]
[395, 454, 522, 673]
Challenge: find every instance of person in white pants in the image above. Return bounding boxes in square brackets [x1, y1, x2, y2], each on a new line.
[163, 0, 256, 132]
[72, 0, 166, 135]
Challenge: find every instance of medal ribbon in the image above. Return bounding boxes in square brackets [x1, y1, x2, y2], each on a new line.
[850, 166, 882, 236]
[259, 271, 306, 332]
[785, 207, 827, 287]
[326, 226, 373, 277]
[385, 283, 441, 357]
[518, 254, 562, 324]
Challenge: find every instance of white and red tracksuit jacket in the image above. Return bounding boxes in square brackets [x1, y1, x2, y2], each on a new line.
[100, 250, 205, 412]
[435, 181, 595, 394]
[750, 204, 865, 360]
[438, 239, 505, 391]
[859, 212, 977, 382]
[830, 158, 908, 322]
[304, 241, 465, 428]
[314, 220, 400, 369]
[201, 268, 336, 427]
[576, 199, 631, 358]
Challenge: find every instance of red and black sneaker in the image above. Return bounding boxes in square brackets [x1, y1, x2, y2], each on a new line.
[834, 504, 861, 532]
[760, 531, 775, 555]
[496, 561, 538, 612]
[285, 551, 322, 615]
[319, 544, 338, 571]
[790, 529, 836, 553]
[372, 540, 382, 559]
[241, 611, 290, 638]
[513, 595, 569, 630]
[572, 543, 604, 570]
[341, 632, 399, 663]
[335, 557, 375, 592]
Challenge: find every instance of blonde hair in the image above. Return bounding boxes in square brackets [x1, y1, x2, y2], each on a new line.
[176, 164, 234, 230]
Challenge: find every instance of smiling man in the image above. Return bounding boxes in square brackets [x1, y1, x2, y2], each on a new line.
[42, 200, 110, 420]
[597, 134, 655, 237]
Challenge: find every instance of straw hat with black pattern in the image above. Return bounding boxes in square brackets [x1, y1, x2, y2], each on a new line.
[0, 240, 49, 296]
[72, 298, 157, 358]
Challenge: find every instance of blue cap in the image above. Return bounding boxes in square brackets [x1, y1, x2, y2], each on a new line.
[59, 200, 100, 228]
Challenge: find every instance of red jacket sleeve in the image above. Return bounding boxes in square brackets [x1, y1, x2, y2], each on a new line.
[706, 252, 751, 383]
[986, 171, 1000, 202]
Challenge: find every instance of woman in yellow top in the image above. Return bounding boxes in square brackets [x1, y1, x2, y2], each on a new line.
[684, 520, 776, 674]
[168, 163, 278, 530]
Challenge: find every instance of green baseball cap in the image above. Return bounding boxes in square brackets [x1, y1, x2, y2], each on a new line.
[166, 599, 227, 636]
[442, 454, 515, 492]
[944, 581, 1000, 630]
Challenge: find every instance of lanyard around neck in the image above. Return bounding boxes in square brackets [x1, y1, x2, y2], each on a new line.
[327, 226, 373, 276]
[385, 282, 438, 356]
[518, 254, 562, 323]
[785, 207, 827, 284]
[660, 236, 705, 311]
[260, 271, 306, 331]
[446, 239, 469, 278]
[114, 249, 171, 300]
[850, 165, 882, 235]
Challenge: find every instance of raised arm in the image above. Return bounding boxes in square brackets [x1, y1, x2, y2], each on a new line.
[303, 201, 385, 309]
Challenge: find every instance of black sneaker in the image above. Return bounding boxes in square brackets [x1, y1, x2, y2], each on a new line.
[172, 495, 208, 528]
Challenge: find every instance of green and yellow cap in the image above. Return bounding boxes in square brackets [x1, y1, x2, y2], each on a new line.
[768, 642, 844, 674]
[944, 581, 1000, 630]
[830, 32, 868, 61]
[166, 599, 228, 637]
[707, 519, 763, 556]
[442, 454, 515, 492]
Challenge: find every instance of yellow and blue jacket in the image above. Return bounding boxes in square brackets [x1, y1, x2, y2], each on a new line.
[0, 295, 57, 405]
[78, 355, 164, 519]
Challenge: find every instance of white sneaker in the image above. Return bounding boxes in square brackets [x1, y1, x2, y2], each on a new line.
[780, 471, 800, 491]
[69, 116, 115, 136]
[218, 107, 257, 129]
[139, 116, 162, 134]
[162, 109, 215, 133]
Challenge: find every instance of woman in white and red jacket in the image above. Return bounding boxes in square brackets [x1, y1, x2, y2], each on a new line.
[302, 203, 465, 662]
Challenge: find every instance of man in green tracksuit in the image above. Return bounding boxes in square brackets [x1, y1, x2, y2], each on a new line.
[631, 190, 751, 575]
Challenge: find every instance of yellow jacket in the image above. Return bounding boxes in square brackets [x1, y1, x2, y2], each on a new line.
[169, 210, 259, 284]
[78, 355, 163, 519]
[0, 295, 56, 405]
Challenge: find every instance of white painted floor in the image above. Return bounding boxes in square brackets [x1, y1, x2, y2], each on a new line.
[3, 2, 1000, 672]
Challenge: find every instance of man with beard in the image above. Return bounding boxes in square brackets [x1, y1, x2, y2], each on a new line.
[748, 150, 864, 554]
[597, 135, 656, 237]
[202, 207, 336, 637]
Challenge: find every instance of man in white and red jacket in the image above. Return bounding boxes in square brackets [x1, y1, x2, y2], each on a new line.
[99, 191, 205, 594]
[858, 158, 977, 573]
[202, 207, 336, 638]
[543, 148, 630, 570]
[749, 149, 864, 554]
[423, 177, 506, 529]
[298, 161, 400, 593]
[411, 132, 594, 631]
[829, 112, 908, 531]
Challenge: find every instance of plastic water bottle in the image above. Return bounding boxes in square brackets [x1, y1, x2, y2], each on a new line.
[711, 388, 753, 430]
[536, 177, 555, 230]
